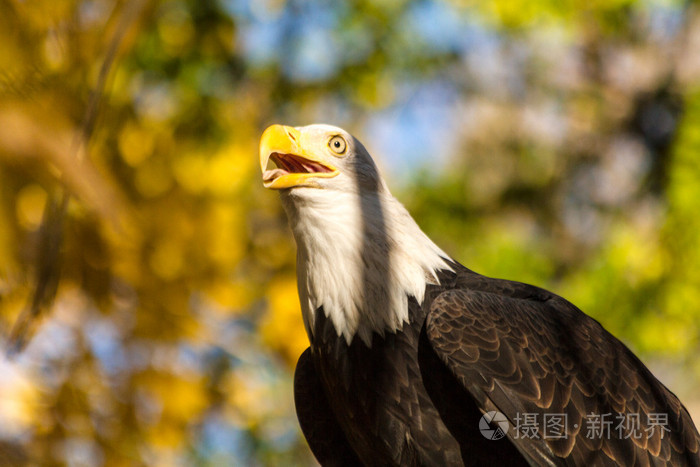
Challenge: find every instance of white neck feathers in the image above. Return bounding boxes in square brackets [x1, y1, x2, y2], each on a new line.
[281, 187, 452, 346]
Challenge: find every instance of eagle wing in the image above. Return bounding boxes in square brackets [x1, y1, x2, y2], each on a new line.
[294, 347, 362, 466]
[425, 277, 700, 466]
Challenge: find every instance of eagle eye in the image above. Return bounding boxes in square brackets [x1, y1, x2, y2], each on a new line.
[328, 135, 347, 155]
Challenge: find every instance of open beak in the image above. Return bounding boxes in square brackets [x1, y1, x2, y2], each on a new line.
[259, 125, 339, 189]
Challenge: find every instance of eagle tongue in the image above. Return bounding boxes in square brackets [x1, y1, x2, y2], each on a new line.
[263, 168, 289, 182]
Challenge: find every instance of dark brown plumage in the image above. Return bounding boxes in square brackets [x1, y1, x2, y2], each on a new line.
[259, 123, 699, 466]
[295, 263, 700, 466]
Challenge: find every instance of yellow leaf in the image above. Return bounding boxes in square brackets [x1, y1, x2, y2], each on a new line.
[118, 122, 155, 167]
[260, 276, 308, 365]
[15, 184, 47, 230]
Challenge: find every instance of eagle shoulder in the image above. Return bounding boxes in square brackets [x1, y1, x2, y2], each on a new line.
[425, 277, 700, 466]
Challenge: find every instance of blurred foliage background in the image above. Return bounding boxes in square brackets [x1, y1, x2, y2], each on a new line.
[1, 0, 699, 465]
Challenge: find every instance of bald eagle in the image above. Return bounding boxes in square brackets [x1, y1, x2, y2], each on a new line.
[259, 124, 700, 466]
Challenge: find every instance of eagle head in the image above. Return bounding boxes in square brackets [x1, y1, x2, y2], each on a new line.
[259, 123, 450, 345]
[260, 124, 386, 196]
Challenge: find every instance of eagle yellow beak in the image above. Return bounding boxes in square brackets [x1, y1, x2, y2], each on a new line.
[259, 125, 339, 189]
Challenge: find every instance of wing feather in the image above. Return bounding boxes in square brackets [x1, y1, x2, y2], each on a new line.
[426, 284, 700, 466]
[294, 348, 362, 466]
